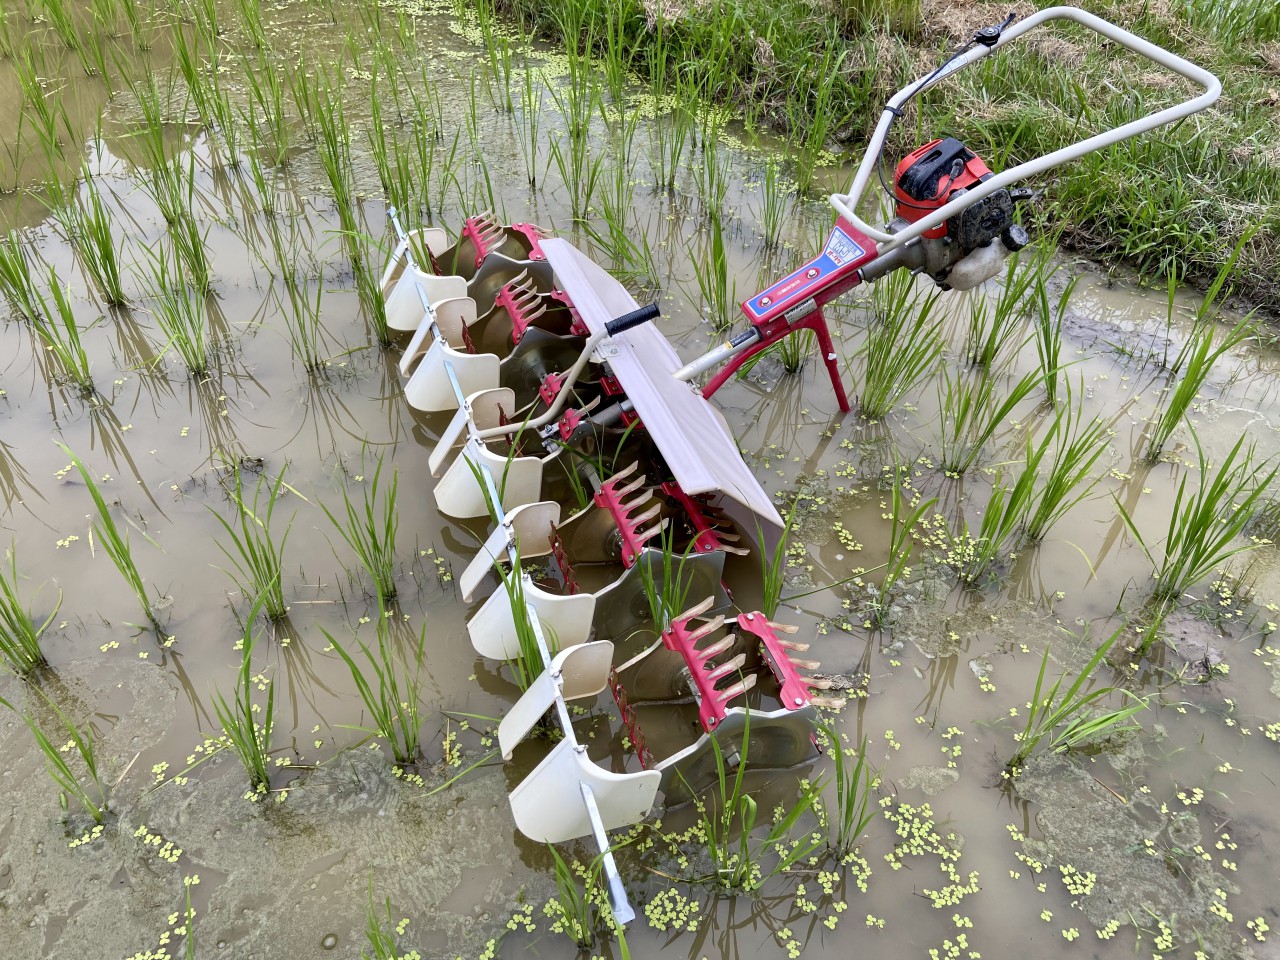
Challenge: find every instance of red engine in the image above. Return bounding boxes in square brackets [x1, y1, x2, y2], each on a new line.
[893, 137, 1022, 256]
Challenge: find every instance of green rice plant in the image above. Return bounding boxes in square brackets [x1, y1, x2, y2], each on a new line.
[584, 113, 657, 285]
[170, 205, 214, 295]
[818, 724, 876, 858]
[517, 54, 544, 189]
[0, 541, 59, 676]
[936, 365, 1039, 476]
[756, 157, 790, 250]
[209, 463, 294, 621]
[59, 443, 163, 629]
[139, 244, 210, 374]
[865, 469, 935, 626]
[30, 268, 96, 395]
[75, 23, 111, 80]
[942, 472, 1033, 585]
[0, 230, 44, 321]
[547, 133, 603, 224]
[37, 0, 80, 48]
[695, 131, 729, 218]
[325, 603, 426, 765]
[286, 56, 321, 142]
[1008, 625, 1145, 771]
[497, 558, 551, 691]
[689, 716, 824, 891]
[359, 883, 412, 960]
[546, 845, 599, 948]
[637, 529, 701, 634]
[66, 177, 128, 306]
[1022, 388, 1111, 543]
[13, 48, 73, 163]
[1118, 432, 1278, 603]
[855, 283, 942, 420]
[206, 69, 246, 163]
[1030, 263, 1076, 404]
[348, 233, 391, 347]
[965, 249, 1038, 368]
[315, 76, 358, 237]
[235, 0, 267, 49]
[173, 23, 216, 128]
[692, 215, 734, 331]
[211, 593, 275, 795]
[1145, 312, 1254, 460]
[759, 499, 799, 620]
[243, 51, 291, 164]
[320, 452, 399, 601]
[0, 689, 108, 823]
[279, 267, 326, 371]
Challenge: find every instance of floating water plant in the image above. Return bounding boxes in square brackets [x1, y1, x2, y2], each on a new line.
[209, 463, 294, 621]
[326, 604, 426, 765]
[320, 452, 400, 601]
[0, 541, 59, 676]
[1119, 432, 1278, 604]
[1008, 625, 1145, 771]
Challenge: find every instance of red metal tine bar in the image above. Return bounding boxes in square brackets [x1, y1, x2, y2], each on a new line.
[736, 612, 843, 710]
[661, 597, 757, 732]
[592, 463, 666, 568]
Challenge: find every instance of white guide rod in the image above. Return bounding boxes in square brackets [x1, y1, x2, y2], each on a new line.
[829, 6, 1222, 250]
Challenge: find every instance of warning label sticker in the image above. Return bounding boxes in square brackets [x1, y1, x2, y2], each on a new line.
[823, 228, 865, 267]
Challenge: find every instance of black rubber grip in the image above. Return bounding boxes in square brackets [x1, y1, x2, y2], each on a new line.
[605, 303, 660, 337]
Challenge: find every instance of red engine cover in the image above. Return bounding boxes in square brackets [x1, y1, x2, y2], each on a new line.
[894, 138, 993, 240]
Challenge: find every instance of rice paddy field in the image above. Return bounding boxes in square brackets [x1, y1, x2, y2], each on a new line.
[1, 0, 1279, 957]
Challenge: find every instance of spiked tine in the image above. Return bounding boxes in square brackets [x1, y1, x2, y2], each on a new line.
[686, 616, 726, 645]
[804, 677, 836, 690]
[774, 637, 811, 653]
[715, 674, 757, 702]
[764, 620, 800, 634]
[706, 653, 747, 681]
[673, 595, 716, 623]
[809, 695, 846, 710]
[720, 545, 752, 556]
[786, 657, 822, 671]
[694, 635, 736, 659]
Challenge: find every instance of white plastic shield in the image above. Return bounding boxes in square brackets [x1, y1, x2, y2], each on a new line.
[403, 340, 500, 413]
[432, 438, 544, 520]
[508, 739, 661, 843]
[497, 641, 614, 758]
[467, 576, 595, 659]
[458, 500, 560, 602]
[385, 266, 468, 333]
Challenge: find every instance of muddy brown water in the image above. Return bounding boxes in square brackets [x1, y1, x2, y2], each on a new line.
[1, 2, 1279, 958]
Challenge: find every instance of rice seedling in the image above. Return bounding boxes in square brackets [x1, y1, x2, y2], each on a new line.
[517, 56, 544, 189]
[325, 603, 426, 765]
[0, 541, 59, 676]
[547, 133, 603, 224]
[818, 724, 876, 858]
[170, 205, 214, 296]
[359, 883, 413, 960]
[0, 230, 46, 321]
[174, 28, 215, 128]
[856, 282, 942, 420]
[279, 267, 327, 371]
[965, 249, 1039, 369]
[687, 716, 824, 891]
[315, 76, 358, 237]
[14, 48, 73, 163]
[138, 243, 210, 375]
[864, 468, 935, 627]
[286, 56, 321, 143]
[936, 365, 1039, 476]
[756, 157, 790, 250]
[1145, 312, 1254, 460]
[692, 215, 735, 331]
[211, 593, 276, 795]
[1118, 431, 1278, 603]
[65, 176, 128, 306]
[546, 845, 600, 948]
[320, 452, 400, 601]
[209, 463, 294, 621]
[243, 51, 292, 165]
[0, 688, 108, 823]
[348, 233, 392, 347]
[234, 0, 268, 49]
[942, 471, 1033, 585]
[637, 531, 703, 634]
[59, 443, 163, 629]
[497, 558, 553, 691]
[1008, 624, 1145, 771]
[37, 0, 80, 49]
[1029, 260, 1076, 404]
[694, 130, 729, 218]
[1022, 387, 1112, 543]
[75, 23, 111, 81]
[759, 499, 799, 619]
[30, 267, 96, 395]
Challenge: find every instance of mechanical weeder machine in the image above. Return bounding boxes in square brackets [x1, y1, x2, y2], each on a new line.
[380, 7, 1219, 924]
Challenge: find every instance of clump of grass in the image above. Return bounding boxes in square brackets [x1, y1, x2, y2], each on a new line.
[31, 268, 96, 395]
[965, 249, 1038, 368]
[58, 443, 163, 629]
[320, 452, 399, 601]
[359, 884, 415, 960]
[209, 463, 294, 621]
[212, 595, 275, 796]
[0, 689, 109, 823]
[546, 846, 600, 949]
[1029, 257, 1076, 404]
[1022, 388, 1111, 543]
[1009, 625, 1145, 771]
[692, 215, 734, 330]
[139, 244, 210, 375]
[325, 604, 426, 765]
[865, 469, 935, 625]
[0, 541, 59, 676]
[0, 229, 44, 321]
[64, 177, 128, 306]
[819, 724, 876, 858]
[691, 719, 824, 891]
[279, 267, 327, 372]
[937, 366, 1038, 476]
[856, 275, 942, 420]
[1119, 432, 1278, 604]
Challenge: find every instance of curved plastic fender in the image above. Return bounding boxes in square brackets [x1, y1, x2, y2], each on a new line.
[401, 297, 478, 377]
[379, 227, 449, 295]
[428, 388, 517, 477]
[458, 500, 561, 602]
[509, 739, 660, 843]
[497, 640, 613, 758]
[385, 266, 467, 333]
[432, 437, 545, 519]
[403, 339, 499, 413]
[467, 575, 596, 659]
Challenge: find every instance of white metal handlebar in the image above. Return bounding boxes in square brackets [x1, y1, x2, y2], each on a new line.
[829, 6, 1222, 250]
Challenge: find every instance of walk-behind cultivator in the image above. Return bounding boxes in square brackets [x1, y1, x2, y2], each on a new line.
[382, 6, 1218, 925]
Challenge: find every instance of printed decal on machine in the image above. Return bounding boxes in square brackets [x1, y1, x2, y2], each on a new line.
[744, 224, 868, 320]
